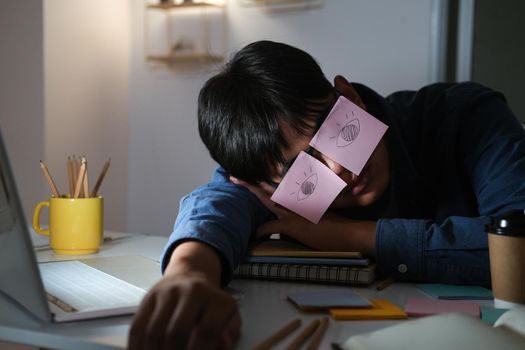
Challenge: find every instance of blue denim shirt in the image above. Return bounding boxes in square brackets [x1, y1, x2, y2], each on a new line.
[161, 82, 525, 288]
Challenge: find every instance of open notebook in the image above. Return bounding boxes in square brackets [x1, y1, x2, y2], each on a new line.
[0, 130, 160, 322]
[38, 255, 159, 322]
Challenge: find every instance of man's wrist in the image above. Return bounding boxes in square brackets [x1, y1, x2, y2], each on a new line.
[165, 240, 223, 286]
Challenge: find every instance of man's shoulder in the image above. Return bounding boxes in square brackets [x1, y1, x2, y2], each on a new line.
[386, 81, 506, 124]
[388, 81, 502, 106]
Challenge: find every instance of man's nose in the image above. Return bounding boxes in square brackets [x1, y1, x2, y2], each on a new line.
[321, 154, 345, 175]
[317, 152, 358, 183]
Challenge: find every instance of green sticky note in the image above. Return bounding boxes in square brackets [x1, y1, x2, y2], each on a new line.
[480, 306, 509, 325]
[417, 284, 493, 299]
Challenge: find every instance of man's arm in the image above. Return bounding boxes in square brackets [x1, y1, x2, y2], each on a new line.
[164, 240, 222, 284]
[129, 240, 241, 350]
[161, 167, 274, 284]
[377, 84, 525, 287]
[129, 167, 272, 350]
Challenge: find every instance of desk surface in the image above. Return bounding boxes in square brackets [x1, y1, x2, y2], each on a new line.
[0, 232, 492, 350]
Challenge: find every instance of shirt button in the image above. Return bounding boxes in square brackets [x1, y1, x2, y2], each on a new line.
[398, 264, 408, 274]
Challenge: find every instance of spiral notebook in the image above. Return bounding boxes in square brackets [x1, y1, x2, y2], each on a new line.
[234, 262, 375, 285]
[236, 237, 375, 284]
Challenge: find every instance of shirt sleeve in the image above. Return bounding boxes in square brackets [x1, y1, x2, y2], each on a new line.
[376, 89, 525, 287]
[376, 216, 492, 286]
[160, 167, 272, 286]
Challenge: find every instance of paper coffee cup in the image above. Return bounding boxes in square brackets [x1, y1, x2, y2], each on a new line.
[487, 210, 525, 308]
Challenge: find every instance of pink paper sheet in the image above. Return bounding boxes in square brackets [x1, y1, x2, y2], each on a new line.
[270, 151, 346, 223]
[309, 96, 388, 175]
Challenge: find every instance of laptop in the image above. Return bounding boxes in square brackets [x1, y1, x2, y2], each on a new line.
[0, 131, 160, 322]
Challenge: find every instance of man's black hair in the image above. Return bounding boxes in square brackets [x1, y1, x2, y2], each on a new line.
[198, 40, 335, 183]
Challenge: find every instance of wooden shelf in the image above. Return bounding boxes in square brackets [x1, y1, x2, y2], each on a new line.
[147, 54, 224, 65]
[148, 2, 224, 10]
[145, 2, 226, 71]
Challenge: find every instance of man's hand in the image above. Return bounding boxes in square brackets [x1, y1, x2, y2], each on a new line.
[128, 242, 241, 350]
[230, 177, 377, 256]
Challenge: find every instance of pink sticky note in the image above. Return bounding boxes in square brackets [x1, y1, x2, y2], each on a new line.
[404, 298, 480, 317]
[309, 96, 388, 175]
[271, 151, 346, 224]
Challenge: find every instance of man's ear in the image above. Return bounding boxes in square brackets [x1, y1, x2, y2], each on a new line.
[334, 75, 366, 110]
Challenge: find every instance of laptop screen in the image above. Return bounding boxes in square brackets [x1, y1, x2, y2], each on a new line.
[0, 130, 51, 322]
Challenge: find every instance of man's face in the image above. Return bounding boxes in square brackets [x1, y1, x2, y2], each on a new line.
[269, 102, 390, 209]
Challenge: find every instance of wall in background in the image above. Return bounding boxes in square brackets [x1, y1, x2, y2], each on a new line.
[128, 0, 434, 236]
[44, 0, 130, 231]
[0, 1, 129, 230]
[0, 0, 45, 219]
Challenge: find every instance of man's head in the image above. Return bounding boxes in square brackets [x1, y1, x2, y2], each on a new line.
[198, 40, 335, 183]
[198, 41, 390, 208]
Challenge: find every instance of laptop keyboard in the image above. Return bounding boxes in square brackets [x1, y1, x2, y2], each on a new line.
[38, 260, 147, 312]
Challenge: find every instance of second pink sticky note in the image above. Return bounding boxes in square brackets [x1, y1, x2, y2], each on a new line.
[271, 151, 346, 224]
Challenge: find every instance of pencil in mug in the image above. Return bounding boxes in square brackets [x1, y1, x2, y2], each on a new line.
[71, 155, 79, 196]
[73, 157, 87, 199]
[82, 157, 89, 198]
[39, 161, 61, 197]
[77, 155, 86, 198]
[90, 158, 110, 197]
[67, 156, 75, 197]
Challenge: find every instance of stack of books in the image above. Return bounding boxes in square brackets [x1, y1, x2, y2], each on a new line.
[234, 237, 375, 285]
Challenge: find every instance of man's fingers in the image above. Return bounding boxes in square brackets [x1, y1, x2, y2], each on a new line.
[128, 293, 157, 350]
[189, 296, 240, 350]
[162, 282, 208, 350]
[141, 287, 186, 350]
[229, 176, 275, 196]
[258, 181, 276, 194]
[217, 311, 242, 350]
[229, 176, 245, 186]
[248, 185, 273, 206]
[230, 176, 279, 213]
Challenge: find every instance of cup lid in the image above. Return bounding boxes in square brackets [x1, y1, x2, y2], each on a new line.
[487, 209, 525, 237]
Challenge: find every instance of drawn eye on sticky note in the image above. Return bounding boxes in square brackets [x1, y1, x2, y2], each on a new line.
[333, 116, 360, 147]
[271, 151, 346, 224]
[310, 96, 388, 176]
[295, 167, 317, 201]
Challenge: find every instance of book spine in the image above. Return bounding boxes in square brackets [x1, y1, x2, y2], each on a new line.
[234, 263, 373, 285]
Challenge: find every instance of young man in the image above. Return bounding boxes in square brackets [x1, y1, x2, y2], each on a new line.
[129, 41, 525, 349]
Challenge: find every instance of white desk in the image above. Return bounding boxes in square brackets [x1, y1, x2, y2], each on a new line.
[0, 232, 491, 350]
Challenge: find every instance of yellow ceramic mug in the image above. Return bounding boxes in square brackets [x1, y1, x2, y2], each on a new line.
[32, 196, 103, 255]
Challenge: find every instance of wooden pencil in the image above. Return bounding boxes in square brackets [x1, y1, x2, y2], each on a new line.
[73, 158, 86, 199]
[82, 157, 89, 198]
[90, 158, 110, 197]
[39, 161, 60, 197]
[71, 155, 78, 195]
[46, 293, 77, 313]
[283, 318, 320, 350]
[252, 318, 301, 350]
[306, 317, 329, 350]
[376, 277, 396, 291]
[67, 157, 74, 197]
